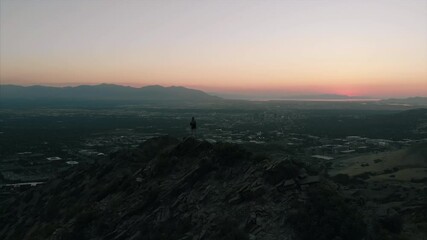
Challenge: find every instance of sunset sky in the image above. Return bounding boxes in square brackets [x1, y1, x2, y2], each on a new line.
[1, 0, 426, 97]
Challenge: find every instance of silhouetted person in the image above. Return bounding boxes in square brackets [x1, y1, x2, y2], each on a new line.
[190, 117, 197, 137]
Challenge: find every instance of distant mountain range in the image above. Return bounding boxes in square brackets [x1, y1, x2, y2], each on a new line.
[1, 84, 426, 108]
[214, 92, 427, 105]
[276, 94, 373, 100]
[380, 97, 427, 106]
[0, 84, 221, 102]
[211, 92, 375, 101]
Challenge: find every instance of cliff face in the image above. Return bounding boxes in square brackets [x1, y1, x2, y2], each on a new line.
[0, 137, 364, 240]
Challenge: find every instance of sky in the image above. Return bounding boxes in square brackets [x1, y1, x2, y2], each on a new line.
[1, 0, 426, 98]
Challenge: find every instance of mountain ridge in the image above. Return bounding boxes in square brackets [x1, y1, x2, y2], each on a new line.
[0, 84, 221, 102]
[0, 136, 368, 240]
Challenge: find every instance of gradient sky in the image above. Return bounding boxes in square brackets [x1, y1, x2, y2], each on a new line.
[1, 0, 426, 97]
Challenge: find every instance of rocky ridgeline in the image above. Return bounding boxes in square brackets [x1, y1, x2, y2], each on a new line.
[0, 136, 365, 240]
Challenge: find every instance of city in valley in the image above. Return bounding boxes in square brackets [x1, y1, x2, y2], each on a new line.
[2, 103, 426, 189]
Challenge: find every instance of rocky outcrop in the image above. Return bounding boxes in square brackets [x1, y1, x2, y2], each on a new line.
[0, 136, 360, 240]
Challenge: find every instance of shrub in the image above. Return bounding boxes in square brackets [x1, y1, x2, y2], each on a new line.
[252, 153, 269, 162]
[354, 172, 372, 180]
[332, 174, 351, 185]
[374, 159, 382, 164]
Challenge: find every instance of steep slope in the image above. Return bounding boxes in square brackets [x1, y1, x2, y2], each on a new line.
[0, 137, 365, 240]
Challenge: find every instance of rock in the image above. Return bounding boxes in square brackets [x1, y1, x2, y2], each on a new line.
[251, 186, 265, 197]
[178, 234, 193, 240]
[228, 196, 241, 205]
[300, 176, 320, 185]
[139, 135, 180, 159]
[264, 159, 299, 185]
[245, 212, 263, 236]
[128, 231, 141, 240]
[374, 159, 382, 164]
[237, 182, 266, 202]
[199, 185, 211, 202]
[238, 185, 252, 200]
[0, 136, 336, 240]
[277, 179, 296, 193]
[156, 207, 171, 223]
[298, 168, 308, 179]
[198, 228, 207, 240]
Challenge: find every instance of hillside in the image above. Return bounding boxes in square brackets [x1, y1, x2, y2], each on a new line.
[329, 143, 427, 240]
[380, 97, 427, 106]
[0, 136, 371, 240]
[331, 143, 427, 179]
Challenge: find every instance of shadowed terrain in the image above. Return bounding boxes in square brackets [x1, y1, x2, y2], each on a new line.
[1, 136, 369, 240]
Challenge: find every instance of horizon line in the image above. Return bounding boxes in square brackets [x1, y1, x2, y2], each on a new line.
[2, 82, 427, 100]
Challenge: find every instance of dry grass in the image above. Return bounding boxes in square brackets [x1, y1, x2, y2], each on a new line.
[331, 144, 427, 182]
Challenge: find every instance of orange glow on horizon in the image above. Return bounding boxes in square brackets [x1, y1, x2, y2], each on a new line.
[3, 75, 425, 98]
[1, 1, 426, 98]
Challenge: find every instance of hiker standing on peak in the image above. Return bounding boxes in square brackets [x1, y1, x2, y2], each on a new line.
[190, 117, 197, 137]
